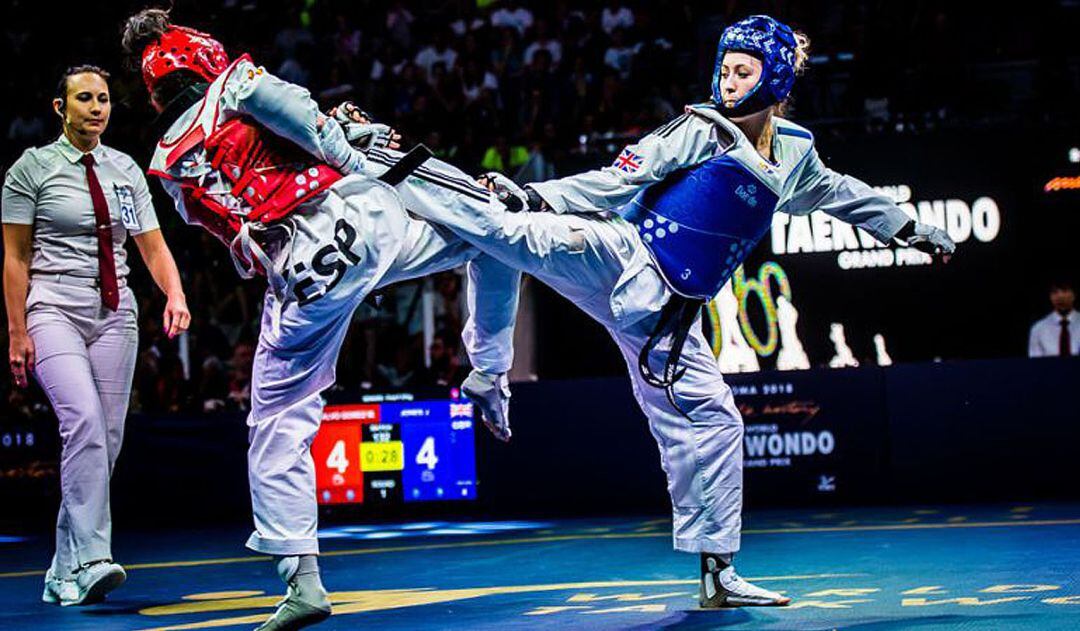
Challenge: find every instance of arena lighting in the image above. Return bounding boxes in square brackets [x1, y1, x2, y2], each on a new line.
[1069, 147, 1080, 163]
[1043, 176, 1080, 192]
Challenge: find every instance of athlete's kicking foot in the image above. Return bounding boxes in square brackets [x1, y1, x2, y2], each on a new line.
[462, 369, 512, 442]
[699, 553, 791, 608]
[256, 556, 332, 630]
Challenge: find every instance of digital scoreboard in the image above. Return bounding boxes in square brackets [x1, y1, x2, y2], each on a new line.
[312, 394, 478, 505]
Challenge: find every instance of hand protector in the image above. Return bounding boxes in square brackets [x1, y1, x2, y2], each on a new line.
[897, 221, 956, 259]
[477, 172, 546, 212]
[331, 101, 393, 151]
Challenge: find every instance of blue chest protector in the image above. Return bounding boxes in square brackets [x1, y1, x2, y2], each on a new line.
[620, 154, 779, 300]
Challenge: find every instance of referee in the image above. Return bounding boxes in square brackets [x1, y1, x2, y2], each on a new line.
[2, 65, 189, 605]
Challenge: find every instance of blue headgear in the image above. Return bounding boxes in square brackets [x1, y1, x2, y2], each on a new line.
[711, 15, 797, 117]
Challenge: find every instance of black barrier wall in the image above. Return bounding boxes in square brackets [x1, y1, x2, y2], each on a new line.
[2, 358, 1078, 530]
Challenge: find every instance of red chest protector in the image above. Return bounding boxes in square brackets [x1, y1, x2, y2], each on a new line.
[180, 116, 343, 243]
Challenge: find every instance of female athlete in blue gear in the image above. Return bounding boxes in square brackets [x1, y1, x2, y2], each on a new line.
[426, 15, 955, 609]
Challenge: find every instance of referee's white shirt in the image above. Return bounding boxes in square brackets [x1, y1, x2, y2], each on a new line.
[2, 134, 160, 280]
[1028, 309, 1080, 357]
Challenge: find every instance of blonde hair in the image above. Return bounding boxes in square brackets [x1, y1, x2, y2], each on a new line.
[775, 30, 811, 117]
[793, 30, 811, 75]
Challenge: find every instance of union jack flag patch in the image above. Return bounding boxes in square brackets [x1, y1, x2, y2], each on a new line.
[612, 148, 644, 174]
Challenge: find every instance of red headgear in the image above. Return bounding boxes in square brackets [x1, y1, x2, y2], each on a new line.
[141, 25, 230, 95]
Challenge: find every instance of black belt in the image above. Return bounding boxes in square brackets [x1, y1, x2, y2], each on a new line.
[377, 144, 433, 185]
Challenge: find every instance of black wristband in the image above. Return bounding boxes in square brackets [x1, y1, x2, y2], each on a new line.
[524, 187, 546, 212]
[894, 219, 915, 242]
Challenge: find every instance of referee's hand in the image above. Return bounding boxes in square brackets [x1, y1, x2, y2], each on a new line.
[163, 293, 191, 339]
[8, 331, 35, 388]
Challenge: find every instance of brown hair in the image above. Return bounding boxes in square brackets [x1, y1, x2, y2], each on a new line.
[121, 7, 172, 58]
[55, 65, 110, 103]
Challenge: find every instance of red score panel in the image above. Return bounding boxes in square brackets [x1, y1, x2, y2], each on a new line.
[312, 418, 364, 505]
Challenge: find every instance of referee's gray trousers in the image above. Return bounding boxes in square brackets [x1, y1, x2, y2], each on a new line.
[27, 278, 138, 578]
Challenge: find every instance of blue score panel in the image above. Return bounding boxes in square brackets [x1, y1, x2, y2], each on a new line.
[313, 395, 478, 505]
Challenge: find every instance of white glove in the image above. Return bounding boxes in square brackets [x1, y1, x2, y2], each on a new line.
[331, 101, 394, 151]
[477, 172, 547, 212]
[897, 221, 955, 258]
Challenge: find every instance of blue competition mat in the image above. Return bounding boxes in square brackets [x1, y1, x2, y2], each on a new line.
[1, 503, 1078, 630]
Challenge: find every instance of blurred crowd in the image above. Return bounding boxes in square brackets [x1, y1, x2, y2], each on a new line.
[1, 0, 1077, 423]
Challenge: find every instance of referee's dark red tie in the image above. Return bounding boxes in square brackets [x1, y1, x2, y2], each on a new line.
[1061, 318, 1072, 357]
[80, 154, 119, 311]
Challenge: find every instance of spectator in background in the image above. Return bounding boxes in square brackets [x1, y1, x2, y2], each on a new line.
[330, 12, 362, 73]
[272, 6, 314, 59]
[318, 64, 354, 103]
[516, 122, 559, 183]
[276, 48, 311, 86]
[521, 47, 558, 109]
[602, 0, 635, 35]
[490, 26, 524, 79]
[375, 325, 420, 389]
[481, 134, 529, 174]
[385, 1, 415, 50]
[491, 0, 534, 35]
[604, 28, 639, 79]
[524, 19, 562, 66]
[433, 271, 464, 334]
[420, 330, 467, 387]
[1029, 280, 1079, 357]
[450, 5, 485, 37]
[226, 341, 254, 412]
[414, 29, 458, 82]
[457, 31, 486, 68]
[563, 55, 596, 123]
[461, 59, 499, 104]
[7, 100, 46, 146]
[187, 308, 232, 399]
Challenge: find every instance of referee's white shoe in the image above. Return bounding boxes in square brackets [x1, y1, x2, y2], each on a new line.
[64, 560, 126, 606]
[41, 568, 78, 605]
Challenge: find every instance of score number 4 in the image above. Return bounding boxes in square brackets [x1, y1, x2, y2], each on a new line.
[416, 436, 439, 470]
[327, 440, 350, 474]
[327, 438, 437, 473]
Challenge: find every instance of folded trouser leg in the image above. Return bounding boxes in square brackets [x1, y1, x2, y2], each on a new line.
[246, 389, 328, 556]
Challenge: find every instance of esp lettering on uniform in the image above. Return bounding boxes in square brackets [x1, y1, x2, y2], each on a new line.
[292, 218, 364, 306]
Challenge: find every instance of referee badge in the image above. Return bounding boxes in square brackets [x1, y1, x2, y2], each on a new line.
[113, 184, 139, 231]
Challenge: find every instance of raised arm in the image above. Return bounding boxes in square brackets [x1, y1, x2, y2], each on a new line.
[219, 58, 372, 175]
[525, 110, 720, 214]
[783, 148, 954, 257]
